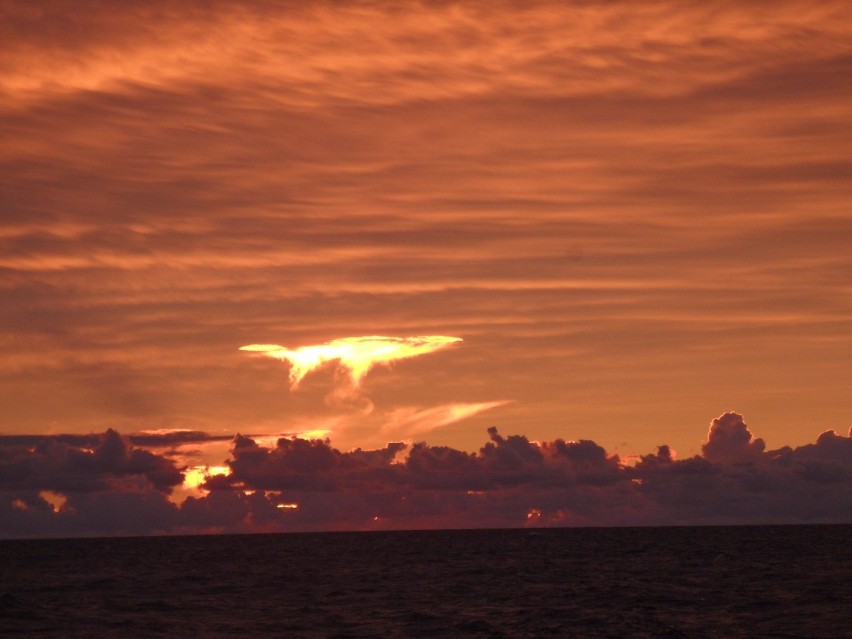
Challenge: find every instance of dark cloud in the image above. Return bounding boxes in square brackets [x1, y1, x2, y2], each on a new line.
[0, 430, 230, 449]
[61, 490, 180, 537]
[701, 412, 766, 465]
[767, 427, 852, 484]
[179, 490, 251, 531]
[0, 434, 102, 448]
[0, 429, 182, 494]
[218, 427, 626, 496]
[127, 430, 233, 448]
[404, 443, 480, 490]
[5, 413, 849, 538]
[223, 434, 405, 491]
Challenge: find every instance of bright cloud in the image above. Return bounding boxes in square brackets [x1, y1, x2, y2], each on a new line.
[240, 335, 462, 387]
[381, 401, 511, 437]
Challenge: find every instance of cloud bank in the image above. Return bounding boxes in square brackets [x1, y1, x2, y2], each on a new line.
[1, 413, 849, 538]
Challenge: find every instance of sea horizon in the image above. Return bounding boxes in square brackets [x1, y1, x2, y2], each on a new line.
[3, 524, 849, 637]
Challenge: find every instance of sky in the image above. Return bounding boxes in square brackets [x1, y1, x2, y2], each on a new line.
[1, 0, 851, 537]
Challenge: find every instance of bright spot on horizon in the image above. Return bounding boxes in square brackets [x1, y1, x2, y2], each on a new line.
[240, 335, 463, 387]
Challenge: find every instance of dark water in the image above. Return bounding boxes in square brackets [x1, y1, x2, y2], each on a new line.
[0, 525, 849, 638]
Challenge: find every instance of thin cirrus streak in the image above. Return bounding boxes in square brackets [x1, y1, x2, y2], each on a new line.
[0, 0, 849, 487]
[240, 335, 463, 388]
[381, 402, 511, 437]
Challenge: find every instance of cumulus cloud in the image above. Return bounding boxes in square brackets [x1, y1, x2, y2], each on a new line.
[2, 413, 849, 538]
[701, 412, 766, 464]
[0, 429, 182, 494]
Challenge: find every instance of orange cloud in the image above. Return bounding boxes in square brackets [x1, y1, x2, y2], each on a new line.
[240, 335, 462, 388]
[381, 401, 511, 438]
[1, 0, 850, 462]
[3, 2, 847, 108]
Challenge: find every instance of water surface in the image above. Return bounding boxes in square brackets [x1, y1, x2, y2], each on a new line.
[1, 525, 849, 637]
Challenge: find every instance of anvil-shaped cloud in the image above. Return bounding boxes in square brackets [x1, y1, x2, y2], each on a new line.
[240, 335, 462, 388]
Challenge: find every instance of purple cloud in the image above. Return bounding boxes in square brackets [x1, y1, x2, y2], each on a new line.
[0, 429, 182, 494]
[1, 413, 850, 538]
[701, 412, 766, 464]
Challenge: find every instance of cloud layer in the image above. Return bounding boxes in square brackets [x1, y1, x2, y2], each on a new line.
[1, 2, 851, 467]
[2, 413, 849, 538]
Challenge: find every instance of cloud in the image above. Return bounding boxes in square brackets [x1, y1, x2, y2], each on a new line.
[3, 1, 848, 109]
[380, 401, 509, 438]
[1, 413, 851, 537]
[767, 426, 852, 484]
[126, 429, 234, 448]
[240, 335, 462, 388]
[0, 1, 849, 457]
[0, 429, 183, 494]
[701, 412, 766, 464]
[223, 433, 405, 492]
[0, 0, 850, 528]
[239, 335, 472, 432]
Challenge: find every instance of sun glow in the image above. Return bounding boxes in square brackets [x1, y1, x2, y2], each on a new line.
[39, 490, 67, 513]
[182, 465, 231, 490]
[240, 335, 462, 387]
[249, 430, 332, 449]
[296, 429, 331, 440]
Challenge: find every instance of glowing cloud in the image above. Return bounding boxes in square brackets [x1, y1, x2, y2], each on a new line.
[381, 401, 511, 437]
[183, 465, 231, 491]
[240, 335, 462, 388]
[170, 464, 232, 504]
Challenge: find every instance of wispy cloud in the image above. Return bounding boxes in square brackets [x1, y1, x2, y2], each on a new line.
[240, 335, 462, 388]
[0, 0, 850, 468]
[381, 401, 511, 438]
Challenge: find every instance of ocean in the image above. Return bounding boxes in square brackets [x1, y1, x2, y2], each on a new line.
[1, 525, 849, 638]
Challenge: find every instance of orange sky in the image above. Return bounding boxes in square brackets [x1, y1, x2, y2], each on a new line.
[2, 0, 851, 464]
